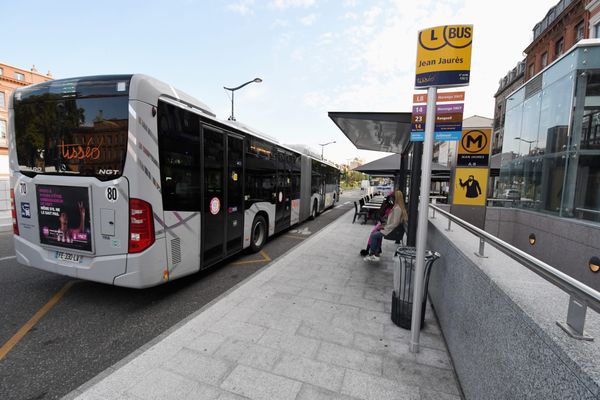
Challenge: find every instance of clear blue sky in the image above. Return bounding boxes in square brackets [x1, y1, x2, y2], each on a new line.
[4, 0, 557, 163]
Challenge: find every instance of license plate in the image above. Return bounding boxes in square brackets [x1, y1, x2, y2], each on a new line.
[55, 251, 83, 263]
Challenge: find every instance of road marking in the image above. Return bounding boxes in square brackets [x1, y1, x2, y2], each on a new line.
[0, 280, 76, 361]
[321, 210, 331, 215]
[0, 255, 16, 262]
[343, 201, 350, 205]
[284, 234, 307, 240]
[231, 250, 271, 266]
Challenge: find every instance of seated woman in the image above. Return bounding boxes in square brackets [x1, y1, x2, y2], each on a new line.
[363, 190, 408, 262]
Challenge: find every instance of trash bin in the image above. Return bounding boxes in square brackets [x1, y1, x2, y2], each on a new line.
[391, 246, 440, 330]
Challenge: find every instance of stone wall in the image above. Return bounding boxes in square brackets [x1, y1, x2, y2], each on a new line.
[426, 216, 600, 399]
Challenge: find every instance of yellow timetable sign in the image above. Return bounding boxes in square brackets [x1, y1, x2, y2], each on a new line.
[415, 25, 473, 88]
[453, 167, 488, 206]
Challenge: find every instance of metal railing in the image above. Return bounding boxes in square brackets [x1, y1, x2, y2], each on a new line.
[429, 204, 600, 341]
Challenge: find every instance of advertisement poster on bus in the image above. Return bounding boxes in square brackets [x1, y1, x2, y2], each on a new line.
[36, 185, 92, 251]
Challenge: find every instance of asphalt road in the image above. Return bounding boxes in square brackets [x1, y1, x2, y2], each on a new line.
[0, 190, 364, 400]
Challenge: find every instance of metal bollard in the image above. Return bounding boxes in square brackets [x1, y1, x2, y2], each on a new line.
[557, 296, 593, 340]
[474, 237, 488, 258]
[445, 219, 452, 232]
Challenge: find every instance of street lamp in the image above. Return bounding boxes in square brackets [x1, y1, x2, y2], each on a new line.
[224, 78, 262, 121]
[514, 137, 534, 154]
[319, 141, 336, 160]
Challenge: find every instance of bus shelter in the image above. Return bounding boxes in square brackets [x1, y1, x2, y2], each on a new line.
[328, 111, 422, 245]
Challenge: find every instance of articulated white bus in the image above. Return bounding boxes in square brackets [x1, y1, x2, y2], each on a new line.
[8, 75, 339, 288]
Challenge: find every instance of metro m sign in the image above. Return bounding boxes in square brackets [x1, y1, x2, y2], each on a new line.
[457, 128, 491, 167]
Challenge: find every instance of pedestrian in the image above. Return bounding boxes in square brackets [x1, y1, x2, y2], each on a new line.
[363, 190, 408, 262]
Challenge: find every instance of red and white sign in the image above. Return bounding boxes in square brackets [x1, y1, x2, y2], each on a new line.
[209, 197, 221, 215]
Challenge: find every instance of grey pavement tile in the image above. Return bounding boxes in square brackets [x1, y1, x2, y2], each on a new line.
[296, 384, 360, 400]
[352, 332, 412, 359]
[213, 337, 281, 371]
[311, 299, 361, 320]
[247, 309, 303, 334]
[414, 346, 453, 370]
[186, 331, 228, 355]
[382, 324, 414, 344]
[359, 308, 394, 326]
[331, 315, 384, 337]
[419, 388, 462, 400]
[217, 306, 256, 324]
[220, 365, 302, 400]
[298, 287, 342, 302]
[340, 369, 420, 400]
[363, 287, 390, 303]
[258, 328, 321, 358]
[126, 369, 216, 400]
[260, 280, 303, 295]
[209, 320, 268, 343]
[316, 341, 383, 376]
[163, 347, 233, 386]
[338, 295, 385, 312]
[297, 320, 355, 347]
[272, 352, 346, 392]
[382, 355, 460, 396]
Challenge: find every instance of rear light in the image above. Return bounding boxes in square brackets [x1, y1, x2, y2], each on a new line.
[10, 189, 19, 236]
[128, 198, 155, 253]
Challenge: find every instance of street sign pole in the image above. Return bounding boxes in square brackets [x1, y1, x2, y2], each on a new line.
[410, 86, 437, 353]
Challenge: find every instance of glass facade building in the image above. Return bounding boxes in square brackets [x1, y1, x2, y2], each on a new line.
[499, 40, 600, 222]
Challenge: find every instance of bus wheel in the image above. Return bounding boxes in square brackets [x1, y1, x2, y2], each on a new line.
[250, 215, 267, 252]
[309, 200, 318, 220]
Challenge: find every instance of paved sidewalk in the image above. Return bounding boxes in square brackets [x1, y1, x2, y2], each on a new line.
[69, 210, 461, 400]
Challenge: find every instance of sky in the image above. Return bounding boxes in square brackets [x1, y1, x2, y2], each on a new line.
[3, 0, 559, 164]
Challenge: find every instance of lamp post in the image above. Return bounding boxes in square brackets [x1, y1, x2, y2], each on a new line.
[319, 141, 336, 160]
[514, 137, 534, 155]
[224, 78, 262, 121]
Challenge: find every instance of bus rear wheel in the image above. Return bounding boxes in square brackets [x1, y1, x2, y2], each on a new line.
[250, 215, 267, 252]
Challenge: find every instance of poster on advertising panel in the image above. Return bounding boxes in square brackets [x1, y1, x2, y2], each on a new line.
[36, 185, 92, 251]
[415, 25, 473, 88]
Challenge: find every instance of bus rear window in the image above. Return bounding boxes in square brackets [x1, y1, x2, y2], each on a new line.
[14, 95, 128, 180]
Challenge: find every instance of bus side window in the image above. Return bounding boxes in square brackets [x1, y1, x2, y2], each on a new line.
[157, 101, 201, 211]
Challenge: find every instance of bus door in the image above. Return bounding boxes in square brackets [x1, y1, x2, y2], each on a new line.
[226, 135, 244, 255]
[202, 127, 226, 266]
[275, 150, 292, 232]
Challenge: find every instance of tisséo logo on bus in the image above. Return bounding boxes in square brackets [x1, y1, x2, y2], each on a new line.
[210, 197, 221, 215]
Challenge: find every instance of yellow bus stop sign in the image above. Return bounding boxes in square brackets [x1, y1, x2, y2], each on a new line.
[453, 167, 488, 206]
[416, 25, 473, 88]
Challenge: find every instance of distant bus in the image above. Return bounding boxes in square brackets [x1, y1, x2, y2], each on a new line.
[9, 75, 339, 288]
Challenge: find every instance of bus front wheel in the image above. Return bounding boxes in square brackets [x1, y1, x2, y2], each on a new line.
[250, 215, 267, 252]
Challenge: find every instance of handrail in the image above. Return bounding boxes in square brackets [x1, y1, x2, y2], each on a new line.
[429, 204, 600, 317]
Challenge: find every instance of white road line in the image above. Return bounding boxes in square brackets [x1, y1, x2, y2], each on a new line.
[0, 256, 16, 262]
[343, 201, 350, 205]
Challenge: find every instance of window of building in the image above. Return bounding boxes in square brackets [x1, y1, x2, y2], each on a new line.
[529, 63, 535, 78]
[595, 22, 600, 38]
[554, 38, 564, 59]
[541, 52, 548, 68]
[0, 92, 5, 109]
[575, 22, 584, 42]
[14, 72, 24, 81]
[0, 120, 6, 139]
[0, 67, 3, 76]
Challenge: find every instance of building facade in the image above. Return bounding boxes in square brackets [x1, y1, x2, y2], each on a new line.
[492, 61, 526, 156]
[0, 63, 52, 214]
[524, 0, 588, 81]
[499, 40, 600, 223]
